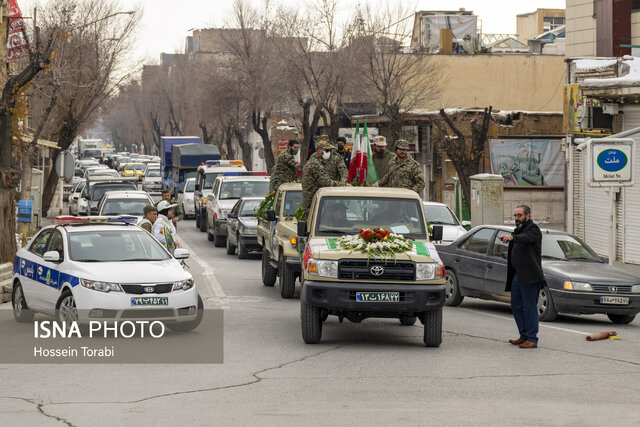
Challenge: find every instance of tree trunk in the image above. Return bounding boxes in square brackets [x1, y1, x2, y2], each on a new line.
[20, 148, 33, 202]
[388, 106, 403, 150]
[0, 187, 17, 262]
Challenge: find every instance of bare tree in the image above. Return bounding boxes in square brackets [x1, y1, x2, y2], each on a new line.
[0, 11, 60, 262]
[433, 107, 494, 209]
[358, 3, 444, 148]
[35, 0, 141, 214]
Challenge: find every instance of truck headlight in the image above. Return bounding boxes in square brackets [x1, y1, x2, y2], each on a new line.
[307, 259, 338, 278]
[172, 278, 194, 291]
[416, 263, 444, 280]
[564, 281, 593, 291]
[80, 278, 123, 293]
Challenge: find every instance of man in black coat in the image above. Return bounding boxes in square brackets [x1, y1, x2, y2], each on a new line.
[498, 205, 545, 349]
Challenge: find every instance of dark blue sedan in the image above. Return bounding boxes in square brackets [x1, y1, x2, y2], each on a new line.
[436, 225, 640, 324]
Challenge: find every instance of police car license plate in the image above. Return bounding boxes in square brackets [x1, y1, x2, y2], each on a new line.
[356, 292, 400, 302]
[600, 296, 629, 305]
[131, 297, 169, 306]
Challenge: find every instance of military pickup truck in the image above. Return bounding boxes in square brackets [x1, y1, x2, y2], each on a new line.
[257, 183, 303, 298]
[296, 187, 445, 347]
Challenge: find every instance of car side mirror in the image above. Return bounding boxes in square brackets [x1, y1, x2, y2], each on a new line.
[43, 251, 61, 263]
[173, 248, 190, 259]
[297, 221, 308, 237]
[461, 220, 471, 227]
[266, 209, 277, 222]
[430, 225, 443, 242]
[227, 212, 237, 219]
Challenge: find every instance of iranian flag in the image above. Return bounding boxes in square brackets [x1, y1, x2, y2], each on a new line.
[365, 126, 379, 185]
[349, 120, 373, 185]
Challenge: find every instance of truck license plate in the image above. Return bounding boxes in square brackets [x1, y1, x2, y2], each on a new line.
[600, 296, 629, 305]
[356, 292, 400, 302]
[131, 297, 169, 306]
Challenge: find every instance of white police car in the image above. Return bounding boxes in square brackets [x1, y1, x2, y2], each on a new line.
[11, 216, 203, 331]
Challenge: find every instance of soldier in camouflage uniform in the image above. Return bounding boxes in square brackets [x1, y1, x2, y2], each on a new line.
[376, 139, 425, 194]
[301, 140, 344, 218]
[327, 143, 348, 183]
[270, 139, 301, 193]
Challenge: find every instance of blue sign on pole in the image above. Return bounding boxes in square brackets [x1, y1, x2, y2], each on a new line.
[17, 200, 33, 223]
[596, 149, 628, 172]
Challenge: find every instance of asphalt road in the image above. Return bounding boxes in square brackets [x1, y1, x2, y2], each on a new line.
[1, 219, 639, 426]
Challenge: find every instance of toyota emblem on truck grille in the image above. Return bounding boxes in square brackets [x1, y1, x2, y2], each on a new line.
[370, 265, 384, 276]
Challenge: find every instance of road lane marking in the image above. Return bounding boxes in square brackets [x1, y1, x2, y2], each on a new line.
[177, 238, 230, 309]
[459, 308, 590, 336]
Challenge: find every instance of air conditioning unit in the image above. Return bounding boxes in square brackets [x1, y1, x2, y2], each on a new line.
[603, 103, 619, 115]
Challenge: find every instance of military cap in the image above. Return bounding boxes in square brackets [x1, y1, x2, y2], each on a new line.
[316, 140, 331, 150]
[143, 204, 158, 215]
[395, 139, 410, 150]
[372, 135, 387, 146]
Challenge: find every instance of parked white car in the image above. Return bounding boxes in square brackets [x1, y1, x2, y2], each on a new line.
[69, 179, 87, 216]
[178, 177, 196, 218]
[423, 201, 470, 244]
[142, 165, 162, 194]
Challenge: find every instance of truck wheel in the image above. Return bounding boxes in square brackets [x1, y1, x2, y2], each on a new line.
[199, 210, 207, 232]
[301, 301, 322, 344]
[444, 269, 464, 307]
[261, 249, 276, 287]
[226, 235, 236, 255]
[237, 235, 249, 259]
[207, 227, 215, 242]
[214, 232, 226, 248]
[423, 308, 442, 347]
[399, 315, 417, 326]
[279, 252, 296, 298]
[538, 286, 558, 322]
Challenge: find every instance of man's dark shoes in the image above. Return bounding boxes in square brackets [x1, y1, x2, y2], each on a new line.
[509, 338, 525, 345]
[519, 341, 538, 349]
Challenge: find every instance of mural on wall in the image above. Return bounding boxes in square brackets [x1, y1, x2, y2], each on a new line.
[489, 139, 564, 187]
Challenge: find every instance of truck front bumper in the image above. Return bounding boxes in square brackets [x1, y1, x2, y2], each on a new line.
[301, 280, 445, 313]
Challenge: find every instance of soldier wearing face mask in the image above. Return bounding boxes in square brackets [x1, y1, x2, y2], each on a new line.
[301, 139, 345, 219]
[270, 139, 301, 193]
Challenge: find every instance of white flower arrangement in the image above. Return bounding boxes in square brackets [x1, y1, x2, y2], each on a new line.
[336, 228, 414, 262]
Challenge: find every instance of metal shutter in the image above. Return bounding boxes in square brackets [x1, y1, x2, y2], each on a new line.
[573, 146, 584, 239]
[622, 106, 640, 264]
[583, 176, 611, 256]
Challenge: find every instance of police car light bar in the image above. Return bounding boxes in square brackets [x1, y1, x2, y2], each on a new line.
[55, 216, 138, 226]
[204, 160, 244, 167]
[223, 171, 267, 176]
[205, 160, 220, 166]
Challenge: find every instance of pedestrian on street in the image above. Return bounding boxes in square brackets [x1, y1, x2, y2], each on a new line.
[154, 200, 180, 255]
[139, 204, 158, 234]
[498, 205, 545, 349]
[370, 136, 396, 179]
[270, 139, 301, 193]
[156, 189, 184, 229]
[335, 136, 351, 168]
[301, 139, 347, 219]
[375, 139, 425, 194]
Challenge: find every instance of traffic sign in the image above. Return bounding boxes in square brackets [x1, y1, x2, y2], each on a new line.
[17, 200, 33, 223]
[588, 138, 635, 187]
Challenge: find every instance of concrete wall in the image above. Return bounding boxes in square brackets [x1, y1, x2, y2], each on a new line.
[421, 54, 565, 112]
[504, 189, 564, 224]
[517, 12, 539, 44]
[566, 0, 596, 57]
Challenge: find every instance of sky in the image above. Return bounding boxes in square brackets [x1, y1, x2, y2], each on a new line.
[27, 0, 567, 64]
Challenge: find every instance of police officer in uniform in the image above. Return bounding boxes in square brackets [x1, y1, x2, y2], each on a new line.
[139, 205, 158, 234]
[375, 139, 425, 194]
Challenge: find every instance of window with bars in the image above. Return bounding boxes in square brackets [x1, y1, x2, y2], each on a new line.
[543, 17, 565, 32]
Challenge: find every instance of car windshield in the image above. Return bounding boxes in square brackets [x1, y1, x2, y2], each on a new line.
[204, 173, 223, 189]
[145, 169, 161, 177]
[424, 204, 460, 226]
[68, 230, 171, 262]
[184, 180, 195, 192]
[184, 170, 197, 180]
[74, 169, 84, 177]
[126, 164, 145, 171]
[240, 200, 261, 216]
[82, 149, 102, 158]
[74, 181, 86, 193]
[315, 196, 427, 239]
[219, 181, 269, 200]
[100, 198, 149, 216]
[283, 191, 303, 217]
[91, 170, 119, 177]
[90, 184, 137, 201]
[542, 234, 603, 262]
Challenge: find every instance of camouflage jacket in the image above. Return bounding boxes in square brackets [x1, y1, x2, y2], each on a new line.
[301, 153, 341, 216]
[327, 151, 348, 183]
[270, 149, 300, 192]
[378, 156, 425, 194]
[371, 150, 396, 179]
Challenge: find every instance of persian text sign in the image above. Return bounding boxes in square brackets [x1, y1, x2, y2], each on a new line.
[589, 138, 634, 187]
[6, 0, 30, 63]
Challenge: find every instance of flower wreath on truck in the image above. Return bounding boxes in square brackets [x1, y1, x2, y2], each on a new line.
[336, 227, 416, 262]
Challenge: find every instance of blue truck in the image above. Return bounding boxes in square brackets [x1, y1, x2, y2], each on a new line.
[161, 136, 221, 197]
